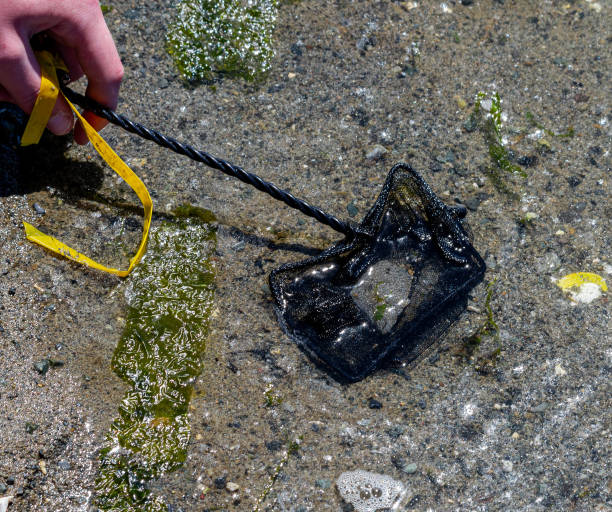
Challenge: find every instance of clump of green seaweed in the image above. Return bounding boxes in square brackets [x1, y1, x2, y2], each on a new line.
[166, 0, 279, 82]
[263, 384, 283, 407]
[96, 215, 216, 511]
[474, 91, 526, 178]
[465, 91, 527, 199]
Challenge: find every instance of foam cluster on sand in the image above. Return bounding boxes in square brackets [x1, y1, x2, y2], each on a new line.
[336, 470, 405, 512]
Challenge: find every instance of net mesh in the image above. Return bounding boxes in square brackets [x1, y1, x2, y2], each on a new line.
[269, 164, 486, 382]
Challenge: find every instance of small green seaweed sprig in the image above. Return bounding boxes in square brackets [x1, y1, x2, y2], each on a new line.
[474, 91, 526, 178]
[461, 279, 500, 364]
[525, 111, 574, 139]
[253, 437, 302, 512]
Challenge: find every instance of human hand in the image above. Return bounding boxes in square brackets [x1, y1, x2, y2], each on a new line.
[0, 0, 123, 144]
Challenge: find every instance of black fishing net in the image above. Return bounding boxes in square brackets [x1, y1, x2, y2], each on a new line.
[269, 164, 486, 382]
[5, 83, 487, 383]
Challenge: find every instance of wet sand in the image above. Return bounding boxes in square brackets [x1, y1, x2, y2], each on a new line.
[1, 0, 610, 510]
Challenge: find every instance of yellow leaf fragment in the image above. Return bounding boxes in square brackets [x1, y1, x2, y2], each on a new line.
[556, 272, 607, 292]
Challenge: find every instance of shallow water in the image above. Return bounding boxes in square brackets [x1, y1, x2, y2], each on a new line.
[1, 0, 610, 511]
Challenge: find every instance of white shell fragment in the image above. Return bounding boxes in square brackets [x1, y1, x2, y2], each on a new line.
[336, 470, 405, 512]
[0, 496, 14, 512]
[570, 282, 603, 304]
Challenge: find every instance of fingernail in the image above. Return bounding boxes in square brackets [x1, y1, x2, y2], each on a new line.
[48, 111, 74, 135]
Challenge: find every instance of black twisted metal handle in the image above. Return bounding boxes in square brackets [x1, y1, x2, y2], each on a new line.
[59, 81, 355, 238]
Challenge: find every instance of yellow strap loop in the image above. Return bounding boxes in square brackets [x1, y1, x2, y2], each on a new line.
[21, 50, 65, 146]
[22, 50, 152, 277]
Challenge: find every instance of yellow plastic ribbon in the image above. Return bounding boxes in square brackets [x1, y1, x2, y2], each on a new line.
[21, 50, 152, 277]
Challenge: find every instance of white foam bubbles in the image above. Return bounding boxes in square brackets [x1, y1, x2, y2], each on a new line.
[336, 470, 405, 512]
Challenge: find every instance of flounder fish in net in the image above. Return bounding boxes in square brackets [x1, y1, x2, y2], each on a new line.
[269, 164, 486, 382]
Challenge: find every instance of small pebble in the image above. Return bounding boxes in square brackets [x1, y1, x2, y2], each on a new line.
[214, 476, 227, 489]
[532, 403, 548, 413]
[265, 440, 282, 452]
[554, 364, 567, 376]
[315, 478, 331, 489]
[226, 481, 240, 492]
[6, 476, 15, 485]
[417, 399, 427, 410]
[34, 359, 50, 376]
[230, 241, 246, 252]
[357, 35, 375, 53]
[281, 402, 296, 414]
[25, 422, 38, 434]
[368, 398, 382, 409]
[535, 252, 561, 273]
[366, 145, 387, 160]
[403, 462, 417, 474]
[537, 138, 551, 149]
[124, 8, 140, 19]
[484, 255, 497, 270]
[33, 203, 46, 215]
[463, 117, 478, 132]
[0, 483, 6, 493]
[455, 96, 467, 109]
[386, 425, 404, 439]
[464, 197, 481, 211]
[346, 201, 358, 218]
[436, 150, 455, 164]
[517, 155, 537, 167]
[502, 460, 513, 472]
